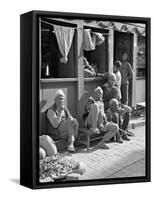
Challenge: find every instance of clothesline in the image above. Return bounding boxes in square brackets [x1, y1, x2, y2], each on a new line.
[41, 19, 110, 36]
[90, 31, 110, 35]
[41, 19, 76, 29]
[52, 30, 110, 36]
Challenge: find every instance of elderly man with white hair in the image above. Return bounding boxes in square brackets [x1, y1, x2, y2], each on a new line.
[46, 89, 79, 152]
[84, 86, 120, 149]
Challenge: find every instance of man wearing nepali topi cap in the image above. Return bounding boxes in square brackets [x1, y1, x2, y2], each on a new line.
[83, 86, 120, 149]
[46, 89, 79, 152]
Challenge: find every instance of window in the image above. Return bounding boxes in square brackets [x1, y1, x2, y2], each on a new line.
[41, 19, 77, 79]
[83, 27, 109, 79]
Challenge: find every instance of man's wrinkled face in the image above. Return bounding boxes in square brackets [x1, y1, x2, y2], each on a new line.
[108, 75, 116, 87]
[110, 100, 119, 112]
[94, 89, 103, 100]
[111, 101, 118, 109]
[55, 95, 65, 108]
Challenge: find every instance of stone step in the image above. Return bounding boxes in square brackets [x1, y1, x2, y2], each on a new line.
[66, 173, 80, 181]
[129, 117, 145, 129]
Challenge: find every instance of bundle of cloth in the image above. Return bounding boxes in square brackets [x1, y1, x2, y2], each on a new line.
[83, 29, 105, 51]
[39, 135, 57, 159]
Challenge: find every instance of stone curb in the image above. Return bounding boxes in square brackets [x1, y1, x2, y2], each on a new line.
[129, 120, 145, 129]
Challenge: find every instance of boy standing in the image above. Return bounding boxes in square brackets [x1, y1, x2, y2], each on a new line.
[119, 52, 133, 105]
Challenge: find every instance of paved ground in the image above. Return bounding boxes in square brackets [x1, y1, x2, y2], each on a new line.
[62, 125, 145, 180]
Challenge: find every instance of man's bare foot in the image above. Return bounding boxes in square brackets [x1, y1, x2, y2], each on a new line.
[67, 145, 75, 152]
[96, 141, 109, 149]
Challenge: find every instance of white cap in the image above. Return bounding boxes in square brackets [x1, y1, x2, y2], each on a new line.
[108, 73, 116, 80]
[109, 98, 119, 106]
[54, 89, 65, 100]
[94, 86, 103, 93]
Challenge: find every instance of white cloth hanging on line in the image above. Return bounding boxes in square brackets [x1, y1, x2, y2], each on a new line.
[83, 29, 105, 51]
[83, 29, 95, 51]
[92, 32, 105, 47]
[53, 25, 75, 64]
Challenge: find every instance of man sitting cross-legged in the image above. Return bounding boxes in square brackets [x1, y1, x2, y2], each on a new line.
[106, 98, 132, 143]
[83, 87, 120, 149]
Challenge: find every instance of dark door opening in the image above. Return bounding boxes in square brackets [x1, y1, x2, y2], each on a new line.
[114, 31, 134, 107]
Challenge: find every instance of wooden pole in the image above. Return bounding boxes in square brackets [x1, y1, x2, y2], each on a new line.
[76, 21, 84, 125]
[108, 28, 114, 73]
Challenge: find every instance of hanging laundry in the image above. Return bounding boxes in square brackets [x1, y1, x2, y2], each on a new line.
[83, 29, 95, 51]
[53, 25, 75, 64]
[92, 32, 105, 48]
[83, 29, 105, 51]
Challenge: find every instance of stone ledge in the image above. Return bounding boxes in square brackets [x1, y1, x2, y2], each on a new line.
[129, 119, 145, 129]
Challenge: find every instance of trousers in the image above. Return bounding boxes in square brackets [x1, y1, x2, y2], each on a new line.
[87, 103, 118, 141]
[121, 83, 129, 105]
[58, 118, 79, 144]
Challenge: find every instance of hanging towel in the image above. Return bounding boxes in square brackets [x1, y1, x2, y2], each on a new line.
[83, 29, 95, 51]
[92, 33, 105, 47]
[83, 29, 105, 51]
[54, 25, 75, 64]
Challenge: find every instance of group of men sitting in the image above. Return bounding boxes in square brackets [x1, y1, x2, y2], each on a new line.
[46, 71, 132, 152]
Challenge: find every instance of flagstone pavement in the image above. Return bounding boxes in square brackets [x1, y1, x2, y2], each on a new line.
[63, 126, 145, 180]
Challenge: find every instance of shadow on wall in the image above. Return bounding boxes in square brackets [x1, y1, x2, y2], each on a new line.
[40, 99, 52, 114]
[77, 93, 88, 127]
[40, 99, 48, 113]
[40, 99, 49, 134]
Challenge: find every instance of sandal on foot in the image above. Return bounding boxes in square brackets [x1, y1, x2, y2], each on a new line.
[126, 130, 135, 137]
[67, 146, 75, 152]
[96, 142, 109, 149]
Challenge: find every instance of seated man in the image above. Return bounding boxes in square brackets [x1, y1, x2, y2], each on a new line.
[103, 74, 132, 140]
[46, 89, 79, 152]
[84, 87, 119, 149]
[106, 98, 132, 142]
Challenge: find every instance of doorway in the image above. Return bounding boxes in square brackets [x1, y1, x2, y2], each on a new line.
[114, 31, 134, 107]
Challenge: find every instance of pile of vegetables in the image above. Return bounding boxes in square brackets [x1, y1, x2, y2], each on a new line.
[40, 155, 79, 181]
